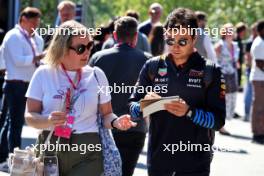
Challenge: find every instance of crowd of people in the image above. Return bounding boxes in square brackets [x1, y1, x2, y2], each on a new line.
[0, 1, 263, 176]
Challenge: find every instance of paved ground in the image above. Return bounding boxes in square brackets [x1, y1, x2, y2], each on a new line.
[1, 93, 264, 176]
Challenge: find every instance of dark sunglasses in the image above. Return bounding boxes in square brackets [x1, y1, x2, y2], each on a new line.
[165, 38, 189, 47]
[69, 41, 94, 55]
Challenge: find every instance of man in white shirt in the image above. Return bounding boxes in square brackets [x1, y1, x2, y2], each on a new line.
[250, 20, 264, 144]
[195, 11, 218, 64]
[0, 7, 44, 166]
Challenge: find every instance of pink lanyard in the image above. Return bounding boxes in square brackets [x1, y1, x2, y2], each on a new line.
[18, 26, 36, 58]
[61, 64, 82, 113]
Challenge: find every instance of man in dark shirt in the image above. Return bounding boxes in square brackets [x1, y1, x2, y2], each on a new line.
[234, 22, 247, 91]
[129, 8, 226, 176]
[138, 3, 163, 37]
[89, 16, 148, 176]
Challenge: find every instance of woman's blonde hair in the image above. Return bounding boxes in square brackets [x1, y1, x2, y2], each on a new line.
[44, 20, 90, 67]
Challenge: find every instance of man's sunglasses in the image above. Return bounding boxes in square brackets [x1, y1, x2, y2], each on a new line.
[69, 41, 94, 55]
[165, 38, 189, 47]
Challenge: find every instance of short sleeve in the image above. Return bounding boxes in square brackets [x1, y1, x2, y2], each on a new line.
[25, 66, 44, 101]
[94, 67, 111, 104]
[251, 41, 264, 60]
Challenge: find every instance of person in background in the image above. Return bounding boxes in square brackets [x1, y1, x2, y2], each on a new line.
[148, 24, 165, 56]
[250, 20, 264, 144]
[101, 17, 120, 50]
[44, 0, 76, 49]
[89, 16, 148, 176]
[138, 3, 163, 37]
[215, 23, 239, 135]
[0, 7, 44, 172]
[195, 11, 217, 64]
[25, 20, 136, 175]
[90, 24, 111, 57]
[57, 0, 76, 24]
[234, 22, 247, 92]
[244, 22, 258, 122]
[125, 10, 151, 53]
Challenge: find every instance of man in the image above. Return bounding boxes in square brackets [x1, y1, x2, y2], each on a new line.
[126, 10, 151, 53]
[129, 8, 226, 176]
[57, 0, 76, 24]
[89, 16, 148, 176]
[194, 11, 217, 64]
[44, 0, 76, 49]
[0, 7, 44, 171]
[244, 23, 257, 121]
[234, 22, 247, 91]
[250, 20, 264, 144]
[138, 3, 163, 37]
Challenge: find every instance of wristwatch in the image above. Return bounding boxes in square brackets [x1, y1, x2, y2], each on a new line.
[186, 108, 193, 120]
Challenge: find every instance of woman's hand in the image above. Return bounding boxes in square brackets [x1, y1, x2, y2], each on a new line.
[164, 99, 190, 117]
[113, 115, 137, 131]
[47, 111, 67, 126]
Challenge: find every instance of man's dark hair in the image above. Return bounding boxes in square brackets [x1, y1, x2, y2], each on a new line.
[257, 20, 264, 33]
[125, 10, 139, 21]
[236, 22, 247, 34]
[164, 8, 198, 38]
[114, 16, 138, 42]
[195, 11, 207, 21]
[19, 7, 41, 22]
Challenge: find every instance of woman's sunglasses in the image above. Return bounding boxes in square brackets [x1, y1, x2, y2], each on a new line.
[165, 38, 189, 47]
[69, 41, 94, 55]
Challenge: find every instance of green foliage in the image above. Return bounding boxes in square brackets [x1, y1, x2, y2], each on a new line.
[21, 0, 264, 28]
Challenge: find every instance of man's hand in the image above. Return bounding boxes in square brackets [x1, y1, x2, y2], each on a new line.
[164, 99, 190, 117]
[33, 53, 45, 64]
[144, 92, 161, 99]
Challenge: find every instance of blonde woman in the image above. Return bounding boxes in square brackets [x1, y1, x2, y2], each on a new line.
[215, 23, 240, 135]
[25, 20, 136, 176]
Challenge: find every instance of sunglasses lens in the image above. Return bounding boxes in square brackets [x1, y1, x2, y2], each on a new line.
[87, 41, 94, 50]
[166, 38, 175, 46]
[178, 39, 188, 46]
[76, 45, 86, 55]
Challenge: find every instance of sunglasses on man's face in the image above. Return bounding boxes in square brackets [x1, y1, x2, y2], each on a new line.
[69, 41, 94, 55]
[165, 38, 189, 47]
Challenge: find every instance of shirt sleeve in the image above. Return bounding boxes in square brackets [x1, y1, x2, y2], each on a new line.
[251, 41, 264, 60]
[187, 66, 226, 130]
[203, 35, 217, 64]
[6, 34, 34, 66]
[128, 61, 152, 119]
[94, 67, 111, 104]
[25, 67, 44, 101]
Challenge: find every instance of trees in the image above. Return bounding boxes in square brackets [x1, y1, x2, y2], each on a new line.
[21, 0, 264, 28]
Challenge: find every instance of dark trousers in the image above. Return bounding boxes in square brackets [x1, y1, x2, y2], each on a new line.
[0, 81, 28, 162]
[113, 131, 146, 176]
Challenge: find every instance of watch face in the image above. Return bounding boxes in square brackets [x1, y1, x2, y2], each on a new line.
[187, 110, 192, 117]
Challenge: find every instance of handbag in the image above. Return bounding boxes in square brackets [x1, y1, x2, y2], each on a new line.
[94, 69, 122, 176]
[8, 130, 54, 176]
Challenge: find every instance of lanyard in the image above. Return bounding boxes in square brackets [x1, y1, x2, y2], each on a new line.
[17, 26, 36, 58]
[61, 63, 82, 90]
[61, 64, 82, 114]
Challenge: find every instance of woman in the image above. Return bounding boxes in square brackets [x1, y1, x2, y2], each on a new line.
[148, 23, 165, 56]
[215, 23, 240, 135]
[25, 20, 136, 176]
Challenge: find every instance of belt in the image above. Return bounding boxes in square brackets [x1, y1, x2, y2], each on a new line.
[6, 80, 29, 84]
